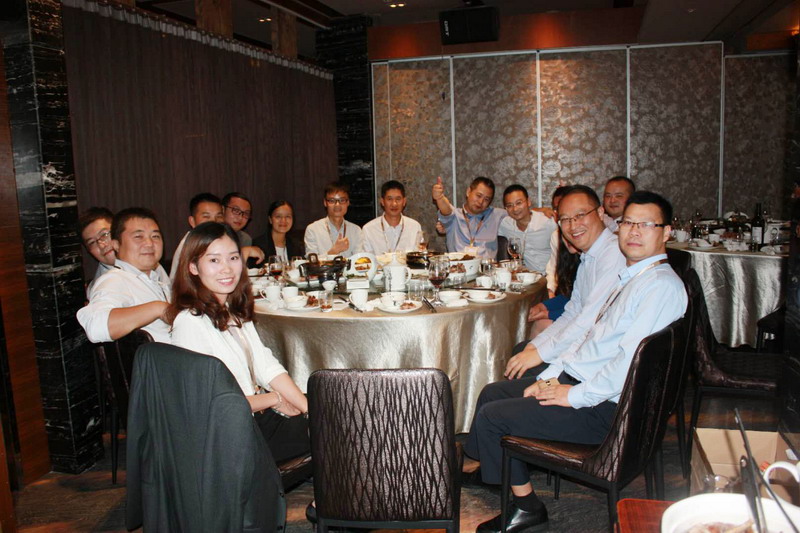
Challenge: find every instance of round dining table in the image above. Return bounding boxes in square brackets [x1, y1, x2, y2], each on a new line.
[254, 280, 546, 433]
[666, 242, 787, 348]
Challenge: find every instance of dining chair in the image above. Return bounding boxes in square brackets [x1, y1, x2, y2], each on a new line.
[756, 305, 785, 352]
[307, 368, 461, 533]
[499, 316, 688, 531]
[684, 268, 785, 472]
[95, 328, 154, 484]
[126, 342, 285, 532]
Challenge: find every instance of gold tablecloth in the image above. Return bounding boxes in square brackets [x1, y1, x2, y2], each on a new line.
[667, 243, 786, 347]
[254, 281, 546, 433]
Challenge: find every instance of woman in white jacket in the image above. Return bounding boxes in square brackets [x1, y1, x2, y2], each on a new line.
[167, 221, 308, 462]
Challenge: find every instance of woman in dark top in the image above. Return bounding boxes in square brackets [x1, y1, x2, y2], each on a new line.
[251, 200, 305, 263]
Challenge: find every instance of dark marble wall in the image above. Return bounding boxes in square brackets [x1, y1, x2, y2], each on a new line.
[2, 0, 102, 473]
[316, 16, 374, 226]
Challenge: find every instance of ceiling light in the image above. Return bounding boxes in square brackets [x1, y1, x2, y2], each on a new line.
[258, 17, 272, 22]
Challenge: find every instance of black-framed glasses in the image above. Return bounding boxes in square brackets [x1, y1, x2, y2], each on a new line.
[618, 220, 667, 231]
[557, 207, 599, 228]
[325, 197, 349, 206]
[225, 205, 252, 219]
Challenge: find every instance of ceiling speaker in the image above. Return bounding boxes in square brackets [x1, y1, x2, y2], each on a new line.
[439, 6, 500, 45]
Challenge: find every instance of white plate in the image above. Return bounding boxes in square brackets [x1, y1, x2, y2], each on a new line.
[376, 301, 423, 314]
[464, 291, 506, 304]
[286, 303, 320, 312]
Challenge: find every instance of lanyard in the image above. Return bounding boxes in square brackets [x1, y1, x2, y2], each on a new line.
[380, 216, 405, 252]
[461, 208, 486, 246]
[594, 259, 668, 324]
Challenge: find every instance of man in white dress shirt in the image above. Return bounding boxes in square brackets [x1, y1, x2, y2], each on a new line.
[468, 191, 687, 532]
[602, 176, 635, 232]
[498, 184, 557, 272]
[77, 208, 171, 343]
[79, 207, 116, 297]
[169, 193, 224, 280]
[507, 185, 627, 379]
[304, 182, 363, 258]
[362, 180, 422, 255]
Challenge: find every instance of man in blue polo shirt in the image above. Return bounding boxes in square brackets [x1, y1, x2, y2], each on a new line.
[431, 176, 506, 259]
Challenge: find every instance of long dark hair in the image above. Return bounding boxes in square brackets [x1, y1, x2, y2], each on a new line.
[555, 232, 580, 298]
[166, 222, 253, 331]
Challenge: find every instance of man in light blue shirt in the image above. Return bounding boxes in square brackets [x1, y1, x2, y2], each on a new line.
[432, 176, 506, 259]
[467, 191, 687, 533]
[498, 184, 557, 272]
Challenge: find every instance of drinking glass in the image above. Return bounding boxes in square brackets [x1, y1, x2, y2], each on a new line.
[507, 237, 522, 261]
[480, 258, 494, 276]
[320, 290, 334, 313]
[267, 255, 284, 280]
[427, 256, 450, 306]
[416, 230, 429, 251]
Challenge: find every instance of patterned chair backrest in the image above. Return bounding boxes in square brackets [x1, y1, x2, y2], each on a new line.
[308, 368, 459, 523]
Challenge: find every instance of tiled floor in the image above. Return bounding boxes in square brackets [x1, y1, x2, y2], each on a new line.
[13, 393, 779, 532]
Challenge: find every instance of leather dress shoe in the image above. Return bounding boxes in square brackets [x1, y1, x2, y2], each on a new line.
[305, 502, 317, 524]
[476, 502, 548, 533]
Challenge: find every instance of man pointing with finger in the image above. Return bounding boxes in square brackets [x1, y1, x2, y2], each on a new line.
[465, 190, 687, 533]
[432, 176, 506, 258]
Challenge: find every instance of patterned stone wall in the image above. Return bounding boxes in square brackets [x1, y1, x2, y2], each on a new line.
[373, 42, 791, 222]
[723, 54, 794, 218]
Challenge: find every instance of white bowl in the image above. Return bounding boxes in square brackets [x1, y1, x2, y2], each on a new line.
[438, 290, 462, 303]
[285, 295, 307, 309]
[463, 289, 491, 301]
[661, 493, 800, 533]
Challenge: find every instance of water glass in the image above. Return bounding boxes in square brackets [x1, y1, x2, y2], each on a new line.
[320, 290, 334, 313]
[407, 279, 423, 302]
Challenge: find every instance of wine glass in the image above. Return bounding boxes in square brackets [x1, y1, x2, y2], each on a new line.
[507, 237, 521, 261]
[416, 230, 429, 251]
[267, 255, 284, 281]
[427, 256, 450, 306]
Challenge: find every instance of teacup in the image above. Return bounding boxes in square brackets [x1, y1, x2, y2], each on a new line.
[261, 285, 282, 302]
[708, 234, 721, 244]
[287, 268, 301, 281]
[763, 461, 800, 512]
[281, 286, 299, 300]
[517, 272, 540, 285]
[350, 289, 369, 308]
[675, 229, 689, 243]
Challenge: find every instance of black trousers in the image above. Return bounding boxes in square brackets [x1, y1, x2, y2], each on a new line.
[255, 409, 310, 464]
[464, 368, 617, 486]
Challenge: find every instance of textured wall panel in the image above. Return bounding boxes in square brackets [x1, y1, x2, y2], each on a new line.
[630, 44, 722, 218]
[453, 55, 538, 206]
[540, 50, 627, 205]
[723, 54, 795, 219]
[385, 60, 452, 251]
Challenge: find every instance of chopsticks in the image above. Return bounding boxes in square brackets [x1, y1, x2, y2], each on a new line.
[422, 297, 437, 313]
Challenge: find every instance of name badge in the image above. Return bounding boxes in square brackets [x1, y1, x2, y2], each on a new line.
[464, 245, 479, 255]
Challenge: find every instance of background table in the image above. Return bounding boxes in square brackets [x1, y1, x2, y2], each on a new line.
[667, 243, 787, 347]
[254, 281, 545, 433]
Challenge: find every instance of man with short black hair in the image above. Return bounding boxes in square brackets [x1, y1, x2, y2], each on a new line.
[602, 176, 636, 231]
[77, 208, 171, 343]
[498, 184, 557, 272]
[469, 191, 686, 533]
[79, 207, 116, 296]
[432, 176, 506, 258]
[169, 193, 224, 280]
[222, 192, 254, 247]
[304, 182, 363, 258]
[362, 180, 422, 255]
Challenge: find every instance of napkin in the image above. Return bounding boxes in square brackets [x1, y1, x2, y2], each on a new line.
[446, 299, 469, 308]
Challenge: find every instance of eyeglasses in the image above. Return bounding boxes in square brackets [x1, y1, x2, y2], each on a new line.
[225, 205, 252, 219]
[618, 220, 667, 231]
[504, 200, 528, 210]
[85, 230, 111, 249]
[326, 197, 349, 205]
[557, 207, 599, 228]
